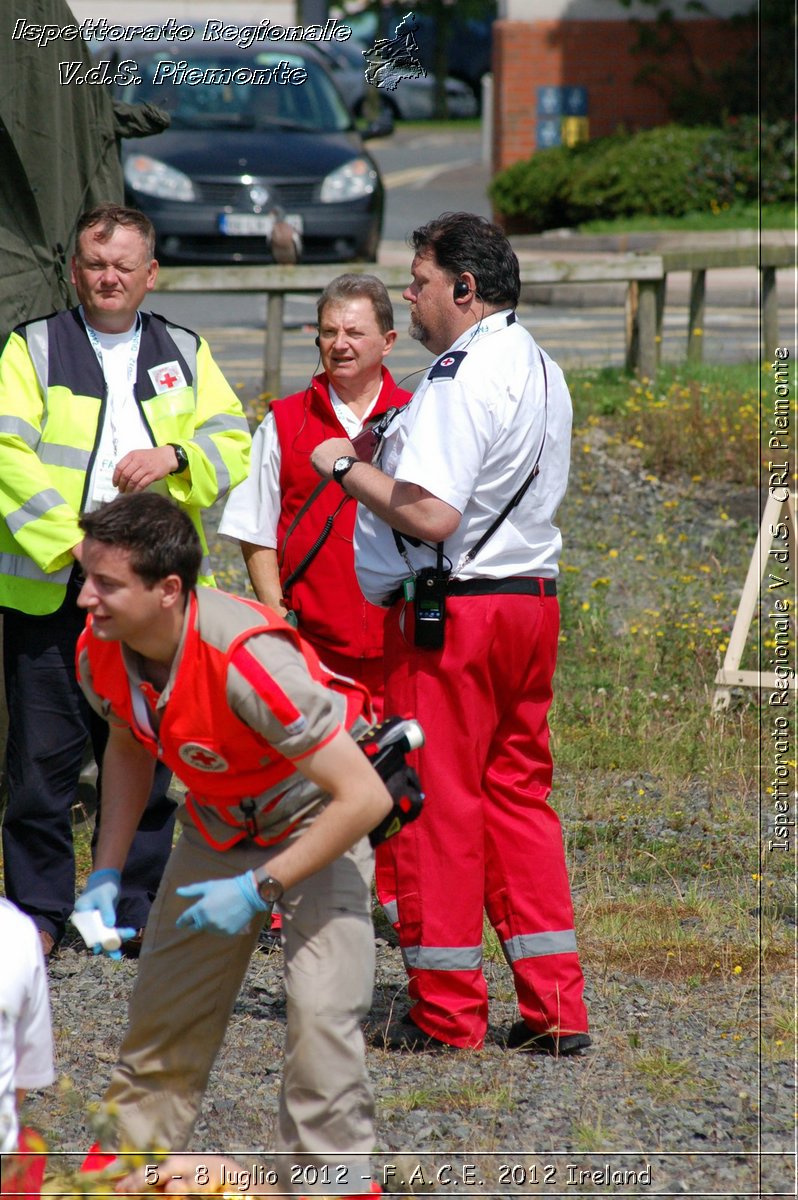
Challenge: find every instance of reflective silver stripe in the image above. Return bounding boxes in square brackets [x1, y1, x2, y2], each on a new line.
[25, 319, 50, 395]
[5, 488, 67, 535]
[193, 433, 230, 497]
[199, 555, 213, 579]
[198, 411, 250, 436]
[167, 325, 198, 400]
[0, 553, 72, 583]
[381, 900, 399, 925]
[503, 929, 578, 962]
[0, 416, 39, 447]
[39, 444, 92, 471]
[403, 944, 483, 971]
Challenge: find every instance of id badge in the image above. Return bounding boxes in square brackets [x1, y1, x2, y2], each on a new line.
[93, 457, 118, 505]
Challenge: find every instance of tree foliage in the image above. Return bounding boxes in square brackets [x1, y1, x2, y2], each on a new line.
[615, 0, 795, 123]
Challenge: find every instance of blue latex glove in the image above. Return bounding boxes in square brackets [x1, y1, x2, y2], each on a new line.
[176, 872, 272, 936]
[74, 868, 137, 959]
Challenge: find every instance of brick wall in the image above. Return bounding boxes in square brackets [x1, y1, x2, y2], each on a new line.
[492, 18, 752, 172]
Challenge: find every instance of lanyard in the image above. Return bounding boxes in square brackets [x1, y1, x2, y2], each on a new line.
[82, 309, 142, 456]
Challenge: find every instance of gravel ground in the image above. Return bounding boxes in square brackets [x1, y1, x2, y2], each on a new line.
[21, 427, 795, 1199]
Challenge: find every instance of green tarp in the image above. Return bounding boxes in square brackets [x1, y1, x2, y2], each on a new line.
[0, 0, 167, 346]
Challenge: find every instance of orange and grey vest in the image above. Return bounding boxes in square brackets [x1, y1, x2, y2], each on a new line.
[77, 589, 371, 849]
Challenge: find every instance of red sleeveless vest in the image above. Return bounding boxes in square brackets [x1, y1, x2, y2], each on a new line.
[271, 369, 411, 658]
[77, 590, 371, 849]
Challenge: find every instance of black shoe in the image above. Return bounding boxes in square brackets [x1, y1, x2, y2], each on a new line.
[382, 1016, 460, 1053]
[257, 925, 282, 952]
[120, 929, 145, 959]
[506, 1020, 592, 1056]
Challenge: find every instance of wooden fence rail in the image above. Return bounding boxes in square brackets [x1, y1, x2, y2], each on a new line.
[156, 245, 794, 395]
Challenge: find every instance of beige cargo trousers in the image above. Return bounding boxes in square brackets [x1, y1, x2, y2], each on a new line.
[102, 811, 377, 1196]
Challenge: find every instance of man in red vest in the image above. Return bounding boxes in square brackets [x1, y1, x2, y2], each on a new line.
[219, 274, 412, 715]
[72, 492, 392, 1196]
[220, 276, 413, 937]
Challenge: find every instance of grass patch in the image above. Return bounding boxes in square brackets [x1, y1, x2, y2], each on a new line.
[552, 361, 769, 782]
[390, 118, 481, 135]
[571, 1114, 614, 1152]
[568, 361, 765, 484]
[633, 1048, 695, 1099]
[380, 1080, 512, 1115]
[575, 893, 791, 981]
[576, 203, 792, 233]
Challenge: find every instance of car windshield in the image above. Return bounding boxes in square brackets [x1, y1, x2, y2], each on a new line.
[126, 52, 354, 133]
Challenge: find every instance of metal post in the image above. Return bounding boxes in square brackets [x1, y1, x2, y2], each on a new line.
[762, 265, 778, 352]
[481, 74, 493, 167]
[264, 292, 285, 397]
[687, 269, 706, 362]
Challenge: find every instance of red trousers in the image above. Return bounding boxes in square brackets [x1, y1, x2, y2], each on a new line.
[306, 641, 385, 721]
[380, 590, 588, 1049]
[1, 1129, 47, 1198]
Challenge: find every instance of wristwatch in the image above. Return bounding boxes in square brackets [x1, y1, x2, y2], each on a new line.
[168, 443, 189, 474]
[251, 865, 285, 905]
[332, 455, 358, 486]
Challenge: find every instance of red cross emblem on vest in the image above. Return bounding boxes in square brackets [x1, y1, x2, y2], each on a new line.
[178, 743, 229, 772]
[148, 359, 187, 395]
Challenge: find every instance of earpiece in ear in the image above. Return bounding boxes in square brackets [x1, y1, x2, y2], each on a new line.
[314, 335, 321, 347]
[453, 279, 470, 301]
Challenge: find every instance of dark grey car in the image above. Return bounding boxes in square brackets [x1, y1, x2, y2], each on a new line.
[115, 42, 385, 264]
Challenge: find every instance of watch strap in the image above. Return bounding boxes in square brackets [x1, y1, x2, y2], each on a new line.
[169, 443, 189, 474]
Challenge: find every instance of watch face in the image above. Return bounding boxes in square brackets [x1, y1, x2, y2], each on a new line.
[254, 870, 284, 904]
[333, 456, 354, 479]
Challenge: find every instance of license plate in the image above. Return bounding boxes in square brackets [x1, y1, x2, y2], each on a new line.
[219, 213, 303, 237]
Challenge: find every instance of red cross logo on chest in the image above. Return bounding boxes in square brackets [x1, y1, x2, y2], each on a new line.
[192, 748, 218, 767]
[178, 742, 229, 772]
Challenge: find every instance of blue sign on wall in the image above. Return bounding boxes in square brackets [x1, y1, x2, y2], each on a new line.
[536, 119, 562, 148]
[564, 87, 589, 116]
[537, 87, 563, 117]
[537, 86, 590, 118]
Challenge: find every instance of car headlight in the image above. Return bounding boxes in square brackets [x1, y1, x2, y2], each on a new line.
[123, 155, 196, 202]
[320, 158, 378, 203]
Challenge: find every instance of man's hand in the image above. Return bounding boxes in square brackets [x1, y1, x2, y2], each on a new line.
[176, 872, 272, 936]
[310, 436, 356, 480]
[113, 446, 180, 492]
[73, 868, 137, 959]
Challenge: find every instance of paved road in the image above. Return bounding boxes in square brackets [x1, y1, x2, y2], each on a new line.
[154, 289, 768, 402]
[149, 124, 786, 397]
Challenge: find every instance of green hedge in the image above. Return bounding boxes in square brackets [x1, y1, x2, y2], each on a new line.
[490, 118, 795, 231]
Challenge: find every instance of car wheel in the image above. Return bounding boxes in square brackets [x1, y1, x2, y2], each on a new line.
[355, 93, 398, 123]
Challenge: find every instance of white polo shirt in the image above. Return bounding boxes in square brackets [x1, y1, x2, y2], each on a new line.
[0, 899, 55, 1152]
[218, 384, 380, 549]
[354, 310, 572, 606]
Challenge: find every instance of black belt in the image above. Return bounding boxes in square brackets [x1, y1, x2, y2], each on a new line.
[447, 576, 557, 597]
[384, 576, 556, 605]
